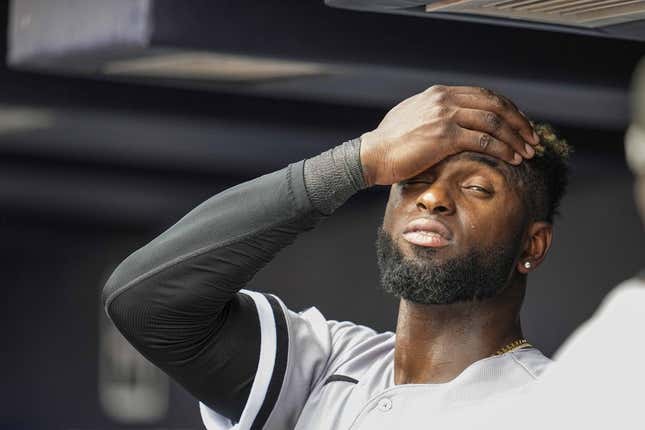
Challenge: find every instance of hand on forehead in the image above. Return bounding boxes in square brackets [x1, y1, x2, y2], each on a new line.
[360, 85, 540, 187]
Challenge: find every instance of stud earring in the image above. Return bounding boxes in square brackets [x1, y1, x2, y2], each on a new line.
[524, 261, 532, 269]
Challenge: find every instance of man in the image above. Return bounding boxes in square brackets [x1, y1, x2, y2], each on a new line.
[101, 85, 571, 429]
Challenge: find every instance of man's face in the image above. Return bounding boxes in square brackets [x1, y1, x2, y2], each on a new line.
[376, 151, 528, 304]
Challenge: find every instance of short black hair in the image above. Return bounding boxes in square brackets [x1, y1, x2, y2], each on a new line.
[513, 122, 572, 223]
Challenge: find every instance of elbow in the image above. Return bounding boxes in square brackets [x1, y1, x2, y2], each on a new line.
[100, 263, 153, 342]
[101, 270, 121, 316]
[100, 265, 164, 363]
[101, 251, 146, 323]
[101, 262, 131, 327]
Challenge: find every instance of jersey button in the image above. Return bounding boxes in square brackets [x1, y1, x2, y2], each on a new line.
[377, 397, 393, 412]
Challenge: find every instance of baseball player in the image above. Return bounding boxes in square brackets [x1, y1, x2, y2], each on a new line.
[102, 85, 571, 429]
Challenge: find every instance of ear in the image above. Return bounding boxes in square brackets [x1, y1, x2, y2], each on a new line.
[517, 221, 553, 274]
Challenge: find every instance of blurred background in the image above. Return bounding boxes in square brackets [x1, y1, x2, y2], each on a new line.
[2, 0, 644, 429]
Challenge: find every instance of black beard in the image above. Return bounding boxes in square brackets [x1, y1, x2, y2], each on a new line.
[375, 226, 521, 305]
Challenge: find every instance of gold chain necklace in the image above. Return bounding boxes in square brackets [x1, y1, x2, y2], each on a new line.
[494, 338, 532, 356]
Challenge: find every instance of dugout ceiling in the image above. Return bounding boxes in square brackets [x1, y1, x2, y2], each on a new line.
[6, 0, 645, 129]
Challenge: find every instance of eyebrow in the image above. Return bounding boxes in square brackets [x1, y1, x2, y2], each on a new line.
[407, 153, 517, 185]
[459, 153, 515, 185]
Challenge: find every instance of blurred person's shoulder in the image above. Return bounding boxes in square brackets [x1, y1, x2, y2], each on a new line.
[548, 269, 645, 371]
[586, 269, 645, 323]
[465, 271, 645, 430]
[600, 268, 645, 309]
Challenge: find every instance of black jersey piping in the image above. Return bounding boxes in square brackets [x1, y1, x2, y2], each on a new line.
[251, 293, 289, 429]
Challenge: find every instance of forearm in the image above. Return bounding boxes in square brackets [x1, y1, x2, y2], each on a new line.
[102, 138, 366, 313]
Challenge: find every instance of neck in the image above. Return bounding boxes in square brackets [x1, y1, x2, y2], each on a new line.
[393, 281, 525, 385]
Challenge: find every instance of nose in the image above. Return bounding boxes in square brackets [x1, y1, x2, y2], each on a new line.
[415, 182, 455, 215]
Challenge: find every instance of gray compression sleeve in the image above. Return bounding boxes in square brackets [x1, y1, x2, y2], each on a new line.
[101, 137, 368, 424]
[303, 137, 368, 215]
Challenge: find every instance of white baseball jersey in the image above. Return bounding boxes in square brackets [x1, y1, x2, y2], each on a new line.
[199, 289, 552, 430]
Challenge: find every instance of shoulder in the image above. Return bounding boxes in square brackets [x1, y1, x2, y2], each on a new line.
[296, 306, 395, 359]
[325, 317, 395, 375]
[286, 305, 395, 379]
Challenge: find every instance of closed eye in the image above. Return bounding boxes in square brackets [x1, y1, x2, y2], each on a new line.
[401, 180, 431, 188]
[464, 185, 491, 194]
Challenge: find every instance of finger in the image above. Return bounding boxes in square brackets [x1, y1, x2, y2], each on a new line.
[454, 88, 537, 145]
[455, 108, 535, 159]
[492, 94, 536, 134]
[457, 127, 522, 165]
[452, 88, 536, 144]
[451, 90, 538, 145]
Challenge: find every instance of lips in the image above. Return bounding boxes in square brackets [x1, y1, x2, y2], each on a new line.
[402, 218, 453, 248]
